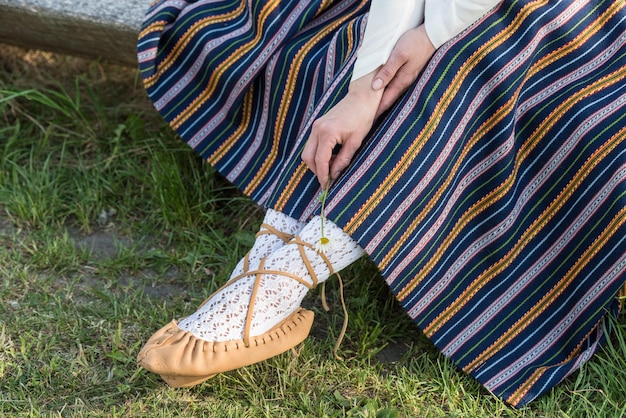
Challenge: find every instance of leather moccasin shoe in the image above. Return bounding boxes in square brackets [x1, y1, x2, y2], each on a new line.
[137, 308, 314, 387]
[137, 234, 338, 387]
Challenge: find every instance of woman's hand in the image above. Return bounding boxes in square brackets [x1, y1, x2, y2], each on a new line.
[372, 24, 435, 118]
[302, 71, 382, 186]
[302, 24, 435, 186]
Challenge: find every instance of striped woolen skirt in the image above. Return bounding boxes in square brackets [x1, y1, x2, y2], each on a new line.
[137, 0, 626, 406]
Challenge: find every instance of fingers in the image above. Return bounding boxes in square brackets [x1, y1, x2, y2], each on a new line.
[303, 72, 381, 186]
[330, 137, 361, 181]
[372, 41, 411, 116]
[314, 144, 333, 186]
[372, 25, 436, 118]
[372, 51, 406, 91]
[302, 121, 337, 186]
[303, 124, 364, 185]
[375, 73, 410, 118]
[301, 134, 318, 176]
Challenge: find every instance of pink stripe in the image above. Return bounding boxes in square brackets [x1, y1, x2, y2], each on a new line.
[383, 1, 601, 289]
[188, 1, 315, 148]
[153, 0, 255, 113]
[339, 1, 581, 259]
[443, 160, 626, 359]
[406, 93, 626, 321]
[485, 253, 626, 390]
[144, 0, 189, 22]
[138, 47, 158, 65]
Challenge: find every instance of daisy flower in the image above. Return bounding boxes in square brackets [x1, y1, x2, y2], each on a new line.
[314, 179, 335, 255]
[314, 235, 336, 254]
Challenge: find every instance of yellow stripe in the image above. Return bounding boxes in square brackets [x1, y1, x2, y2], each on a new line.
[273, 163, 310, 209]
[394, 3, 623, 301]
[208, 86, 255, 164]
[142, 2, 247, 88]
[203, 0, 344, 166]
[507, 195, 625, 406]
[506, 314, 602, 405]
[170, 0, 282, 129]
[139, 22, 167, 42]
[246, 3, 367, 198]
[410, 67, 625, 323]
[346, 0, 619, 249]
[342, 1, 548, 236]
[468, 204, 626, 378]
[378, 92, 518, 270]
[438, 128, 626, 371]
[458, 131, 626, 373]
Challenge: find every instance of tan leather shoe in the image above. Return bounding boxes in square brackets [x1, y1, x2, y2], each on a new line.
[137, 307, 314, 387]
[137, 234, 334, 387]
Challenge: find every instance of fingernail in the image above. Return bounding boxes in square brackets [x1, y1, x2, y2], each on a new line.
[372, 78, 383, 90]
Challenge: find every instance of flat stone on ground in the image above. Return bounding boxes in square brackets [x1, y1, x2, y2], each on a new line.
[0, 0, 150, 65]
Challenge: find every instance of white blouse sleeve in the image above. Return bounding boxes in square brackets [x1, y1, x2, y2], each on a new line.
[424, 0, 502, 48]
[351, 0, 501, 82]
[351, 0, 425, 81]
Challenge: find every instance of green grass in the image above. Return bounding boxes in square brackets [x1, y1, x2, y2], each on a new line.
[1, 46, 625, 417]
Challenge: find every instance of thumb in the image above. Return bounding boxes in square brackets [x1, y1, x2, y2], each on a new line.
[330, 136, 362, 180]
[372, 54, 404, 91]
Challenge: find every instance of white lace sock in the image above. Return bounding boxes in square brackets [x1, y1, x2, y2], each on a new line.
[230, 208, 305, 279]
[178, 216, 365, 341]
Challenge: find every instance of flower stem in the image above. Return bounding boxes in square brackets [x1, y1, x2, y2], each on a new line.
[319, 179, 331, 238]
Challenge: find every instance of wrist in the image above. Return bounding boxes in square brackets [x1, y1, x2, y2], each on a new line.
[415, 24, 436, 57]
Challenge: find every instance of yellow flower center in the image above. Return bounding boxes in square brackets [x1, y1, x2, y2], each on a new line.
[320, 237, 330, 245]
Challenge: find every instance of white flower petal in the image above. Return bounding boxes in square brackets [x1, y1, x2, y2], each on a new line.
[313, 236, 336, 255]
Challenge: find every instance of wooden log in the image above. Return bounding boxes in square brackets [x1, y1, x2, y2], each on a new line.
[0, 0, 147, 66]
